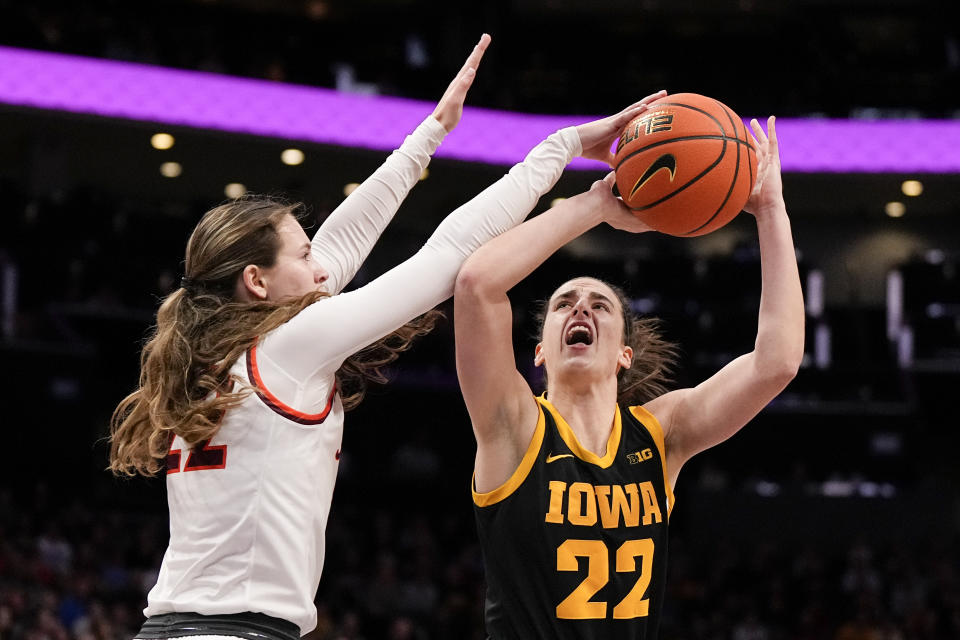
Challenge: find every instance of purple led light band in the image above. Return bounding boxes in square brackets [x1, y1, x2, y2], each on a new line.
[1, 45, 958, 173]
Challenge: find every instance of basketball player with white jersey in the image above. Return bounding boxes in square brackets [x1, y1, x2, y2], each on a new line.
[109, 34, 665, 639]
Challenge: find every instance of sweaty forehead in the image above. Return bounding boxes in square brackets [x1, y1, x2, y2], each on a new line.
[550, 278, 621, 307]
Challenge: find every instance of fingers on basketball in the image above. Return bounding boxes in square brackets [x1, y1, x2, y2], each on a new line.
[614, 105, 649, 131]
[750, 118, 768, 145]
[641, 89, 667, 103]
[766, 116, 779, 150]
[616, 90, 667, 126]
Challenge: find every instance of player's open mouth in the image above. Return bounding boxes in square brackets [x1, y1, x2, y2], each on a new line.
[565, 323, 593, 346]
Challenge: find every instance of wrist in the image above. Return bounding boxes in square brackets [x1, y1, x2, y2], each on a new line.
[572, 191, 606, 222]
[430, 111, 453, 133]
[558, 126, 583, 158]
[751, 198, 787, 219]
[752, 203, 789, 229]
[419, 114, 449, 143]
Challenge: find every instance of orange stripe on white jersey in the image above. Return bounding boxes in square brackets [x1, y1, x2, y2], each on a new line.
[246, 343, 336, 425]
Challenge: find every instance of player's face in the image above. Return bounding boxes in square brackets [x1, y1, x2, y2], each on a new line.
[260, 214, 329, 301]
[535, 277, 632, 385]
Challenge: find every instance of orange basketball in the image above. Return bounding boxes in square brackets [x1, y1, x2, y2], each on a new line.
[614, 93, 758, 237]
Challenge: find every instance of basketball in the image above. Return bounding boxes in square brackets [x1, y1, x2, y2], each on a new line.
[614, 93, 758, 237]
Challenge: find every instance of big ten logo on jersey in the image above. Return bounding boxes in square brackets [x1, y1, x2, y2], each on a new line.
[544, 481, 663, 528]
[616, 111, 675, 153]
[626, 448, 653, 464]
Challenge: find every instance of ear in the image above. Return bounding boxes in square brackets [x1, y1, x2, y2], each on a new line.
[240, 264, 269, 301]
[617, 345, 633, 371]
[533, 343, 545, 368]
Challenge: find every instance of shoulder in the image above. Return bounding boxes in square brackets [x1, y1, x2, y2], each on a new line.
[631, 389, 692, 465]
[624, 402, 666, 448]
[636, 392, 675, 436]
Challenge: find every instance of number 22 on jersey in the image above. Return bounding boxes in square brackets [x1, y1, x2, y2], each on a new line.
[556, 538, 654, 620]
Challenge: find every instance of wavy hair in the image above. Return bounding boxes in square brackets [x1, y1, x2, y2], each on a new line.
[535, 278, 677, 407]
[109, 195, 439, 477]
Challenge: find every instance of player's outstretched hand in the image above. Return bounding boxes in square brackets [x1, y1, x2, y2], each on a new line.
[743, 116, 785, 217]
[576, 90, 668, 167]
[432, 34, 491, 133]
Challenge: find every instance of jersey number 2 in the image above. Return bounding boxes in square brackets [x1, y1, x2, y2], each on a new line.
[556, 538, 654, 620]
[167, 439, 227, 474]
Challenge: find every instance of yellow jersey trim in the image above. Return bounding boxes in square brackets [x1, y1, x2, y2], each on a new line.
[629, 405, 675, 519]
[538, 395, 621, 469]
[472, 399, 546, 507]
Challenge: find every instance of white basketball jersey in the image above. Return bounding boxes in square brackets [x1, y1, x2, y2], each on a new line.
[139, 116, 580, 636]
[145, 342, 342, 635]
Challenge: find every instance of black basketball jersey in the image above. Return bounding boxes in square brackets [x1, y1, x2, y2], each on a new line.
[473, 395, 673, 640]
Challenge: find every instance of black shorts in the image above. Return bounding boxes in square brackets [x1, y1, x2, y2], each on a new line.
[136, 612, 299, 640]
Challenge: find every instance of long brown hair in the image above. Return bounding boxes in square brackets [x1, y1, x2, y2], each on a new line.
[109, 195, 439, 477]
[536, 278, 677, 407]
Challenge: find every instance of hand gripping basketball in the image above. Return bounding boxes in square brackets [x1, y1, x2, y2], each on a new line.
[742, 116, 785, 217]
[577, 91, 668, 167]
[594, 172, 654, 234]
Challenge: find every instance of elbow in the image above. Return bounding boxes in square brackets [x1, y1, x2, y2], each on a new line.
[455, 257, 490, 300]
[775, 357, 802, 387]
[755, 327, 804, 387]
[456, 253, 514, 308]
[758, 350, 802, 390]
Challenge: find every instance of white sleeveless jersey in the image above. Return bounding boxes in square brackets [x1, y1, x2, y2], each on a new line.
[146, 346, 342, 634]
[142, 116, 581, 635]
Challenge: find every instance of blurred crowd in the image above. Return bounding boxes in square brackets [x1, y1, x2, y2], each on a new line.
[1, 483, 958, 640]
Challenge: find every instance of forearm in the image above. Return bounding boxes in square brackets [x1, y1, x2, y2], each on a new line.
[311, 116, 447, 293]
[267, 128, 581, 379]
[753, 205, 805, 373]
[459, 192, 603, 296]
[655, 206, 804, 468]
[264, 241, 474, 381]
[424, 127, 581, 261]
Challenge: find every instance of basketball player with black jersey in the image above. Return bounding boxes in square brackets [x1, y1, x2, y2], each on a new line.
[455, 116, 803, 638]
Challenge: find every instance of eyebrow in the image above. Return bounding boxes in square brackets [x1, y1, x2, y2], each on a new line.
[551, 289, 616, 307]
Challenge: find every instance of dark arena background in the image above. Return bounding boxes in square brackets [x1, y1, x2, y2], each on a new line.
[1, 1, 959, 639]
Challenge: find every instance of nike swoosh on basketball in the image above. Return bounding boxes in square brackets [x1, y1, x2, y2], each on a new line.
[630, 153, 677, 197]
[546, 453, 574, 463]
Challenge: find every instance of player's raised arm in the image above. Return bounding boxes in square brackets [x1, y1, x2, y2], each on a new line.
[310, 34, 490, 294]
[454, 185, 607, 481]
[456, 122, 659, 492]
[645, 116, 804, 487]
